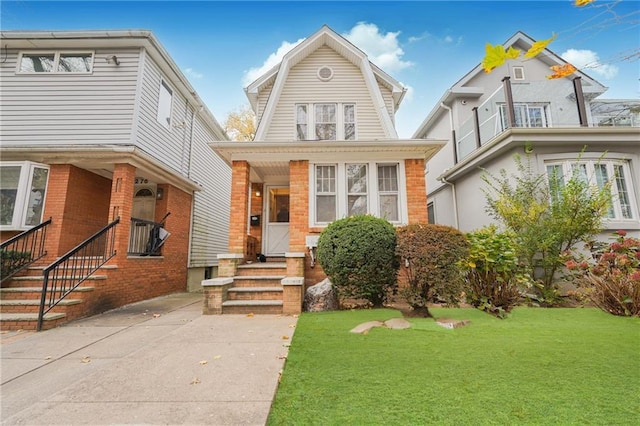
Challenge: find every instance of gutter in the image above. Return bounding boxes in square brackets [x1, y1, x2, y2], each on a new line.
[439, 175, 459, 229]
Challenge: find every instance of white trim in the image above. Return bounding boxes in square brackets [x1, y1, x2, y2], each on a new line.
[309, 160, 407, 227]
[0, 161, 50, 231]
[317, 65, 334, 81]
[512, 66, 525, 80]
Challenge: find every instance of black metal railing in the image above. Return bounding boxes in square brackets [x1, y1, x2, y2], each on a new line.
[128, 214, 170, 256]
[1, 217, 52, 283]
[37, 217, 119, 331]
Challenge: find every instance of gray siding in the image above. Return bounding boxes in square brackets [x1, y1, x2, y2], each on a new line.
[262, 46, 386, 141]
[188, 114, 231, 267]
[0, 48, 138, 143]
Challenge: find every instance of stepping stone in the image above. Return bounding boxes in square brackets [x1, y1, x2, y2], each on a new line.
[350, 320, 384, 334]
[384, 318, 411, 329]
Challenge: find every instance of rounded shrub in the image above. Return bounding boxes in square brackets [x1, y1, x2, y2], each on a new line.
[316, 215, 399, 307]
[395, 223, 469, 317]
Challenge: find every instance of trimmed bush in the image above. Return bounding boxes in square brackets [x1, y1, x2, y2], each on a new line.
[465, 226, 525, 318]
[316, 215, 399, 307]
[567, 231, 640, 317]
[395, 223, 469, 317]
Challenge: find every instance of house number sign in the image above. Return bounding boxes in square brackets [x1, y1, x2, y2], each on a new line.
[135, 178, 149, 185]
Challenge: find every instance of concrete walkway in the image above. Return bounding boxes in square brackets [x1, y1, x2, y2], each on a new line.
[1, 292, 297, 425]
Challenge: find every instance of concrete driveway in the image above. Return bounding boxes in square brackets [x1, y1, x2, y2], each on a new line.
[1, 292, 297, 425]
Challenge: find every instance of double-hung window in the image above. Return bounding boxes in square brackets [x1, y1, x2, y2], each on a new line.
[0, 162, 49, 229]
[18, 52, 93, 73]
[296, 103, 356, 140]
[312, 162, 403, 225]
[545, 158, 637, 221]
[499, 103, 549, 129]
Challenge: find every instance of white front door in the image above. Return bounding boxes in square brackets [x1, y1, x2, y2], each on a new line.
[264, 186, 289, 256]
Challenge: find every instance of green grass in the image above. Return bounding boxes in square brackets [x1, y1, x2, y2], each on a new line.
[268, 307, 640, 425]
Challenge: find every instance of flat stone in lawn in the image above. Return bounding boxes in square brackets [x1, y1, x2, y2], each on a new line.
[350, 318, 412, 334]
[436, 318, 471, 329]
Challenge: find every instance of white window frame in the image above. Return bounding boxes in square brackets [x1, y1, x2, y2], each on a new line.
[157, 79, 173, 130]
[499, 103, 550, 129]
[310, 161, 407, 227]
[295, 103, 356, 141]
[17, 51, 94, 74]
[543, 155, 638, 225]
[0, 161, 50, 230]
[512, 66, 525, 80]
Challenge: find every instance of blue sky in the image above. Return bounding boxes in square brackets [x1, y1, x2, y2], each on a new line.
[2, 1, 638, 137]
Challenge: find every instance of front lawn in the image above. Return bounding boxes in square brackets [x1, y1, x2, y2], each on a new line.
[268, 307, 639, 425]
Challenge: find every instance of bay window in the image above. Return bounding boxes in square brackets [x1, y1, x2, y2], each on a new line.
[313, 162, 403, 225]
[0, 162, 49, 229]
[296, 103, 356, 141]
[545, 158, 637, 221]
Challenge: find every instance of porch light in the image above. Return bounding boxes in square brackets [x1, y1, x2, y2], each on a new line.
[255, 190, 261, 197]
[156, 188, 164, 200]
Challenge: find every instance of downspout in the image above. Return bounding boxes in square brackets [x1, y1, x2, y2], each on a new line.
[439, 101, 459, 229]
[440, 175, 459, 230]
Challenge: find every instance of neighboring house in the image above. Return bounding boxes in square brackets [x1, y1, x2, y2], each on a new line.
[203, 25, 445, 315]
[0, 30, 231, 330]
[413, 31, 640, 239]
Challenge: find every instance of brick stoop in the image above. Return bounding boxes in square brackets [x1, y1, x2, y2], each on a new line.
[208, 262, 288, 315]
[0, 265, 111, 331]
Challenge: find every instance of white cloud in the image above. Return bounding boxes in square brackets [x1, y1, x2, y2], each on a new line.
[561, 49, 619, 79]
[342, 22, 413, 74]
[242, 38, 305, 86]
[400, 83, 414, 103]
[184, 68, 203, 79]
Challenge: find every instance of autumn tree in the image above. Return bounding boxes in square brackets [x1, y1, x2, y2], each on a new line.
[223, 105, 256, 141]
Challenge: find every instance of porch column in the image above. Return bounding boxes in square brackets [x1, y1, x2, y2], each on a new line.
[229, 160, 250, 256]
[288, 160, 309, 252]
[405, 159, 428, 224]
[109, 163, 136, 261]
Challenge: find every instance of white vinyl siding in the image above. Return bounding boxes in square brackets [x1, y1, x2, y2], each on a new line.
[1, 47, 137, 144]
[187, 116, 231, 267]
[263, 46, 386, 141]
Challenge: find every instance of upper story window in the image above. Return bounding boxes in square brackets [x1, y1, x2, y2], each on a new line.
[296, 103, 356, 141]
[157, 80, 173, 130]
[0, 162, 49, 230]
[545, 158, 637, 222]
[512, 66, 525, 80]
[499, 103, 549, 130]
[18, 52, 93, 73]
[312, 162, 403, 226]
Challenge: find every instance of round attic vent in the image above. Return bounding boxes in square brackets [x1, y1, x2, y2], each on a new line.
[317, 66, 334, 81]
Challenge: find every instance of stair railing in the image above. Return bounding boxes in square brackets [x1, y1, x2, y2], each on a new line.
[37, 217, 119, 331]
[1, 217, 52, 283]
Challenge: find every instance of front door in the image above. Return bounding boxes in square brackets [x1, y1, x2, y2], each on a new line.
[264, 186, 289, 256]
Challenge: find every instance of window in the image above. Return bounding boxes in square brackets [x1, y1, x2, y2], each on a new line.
[0, 162, 49, 229]
[378, 164, 399, 221]
[499, 103, 549, 129]
[18, 52, 93, 73]
[512, 66, 525, 80]
[427, 202, 435, 224]
[545, 158, 637, 221]
[157, 80, 173, 129]
[347, 164, 368, 216]
[315, 165, 336, 223]
[344, 104, 356, 140]
[312, 162, 403, 225]
[296, 103, 356, 141]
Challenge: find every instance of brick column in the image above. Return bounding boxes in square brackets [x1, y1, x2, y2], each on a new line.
[289, 160, 309, 252]
[109, 164, 136, 261]
[229, 161, 250, 255]
[405, 159, 428, 224]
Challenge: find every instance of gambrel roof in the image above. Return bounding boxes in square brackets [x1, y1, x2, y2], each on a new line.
[246, 25, 407, 140]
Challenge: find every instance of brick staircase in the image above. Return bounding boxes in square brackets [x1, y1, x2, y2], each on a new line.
[221, 261, 287, 314]
[0, 262, 112, 331]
